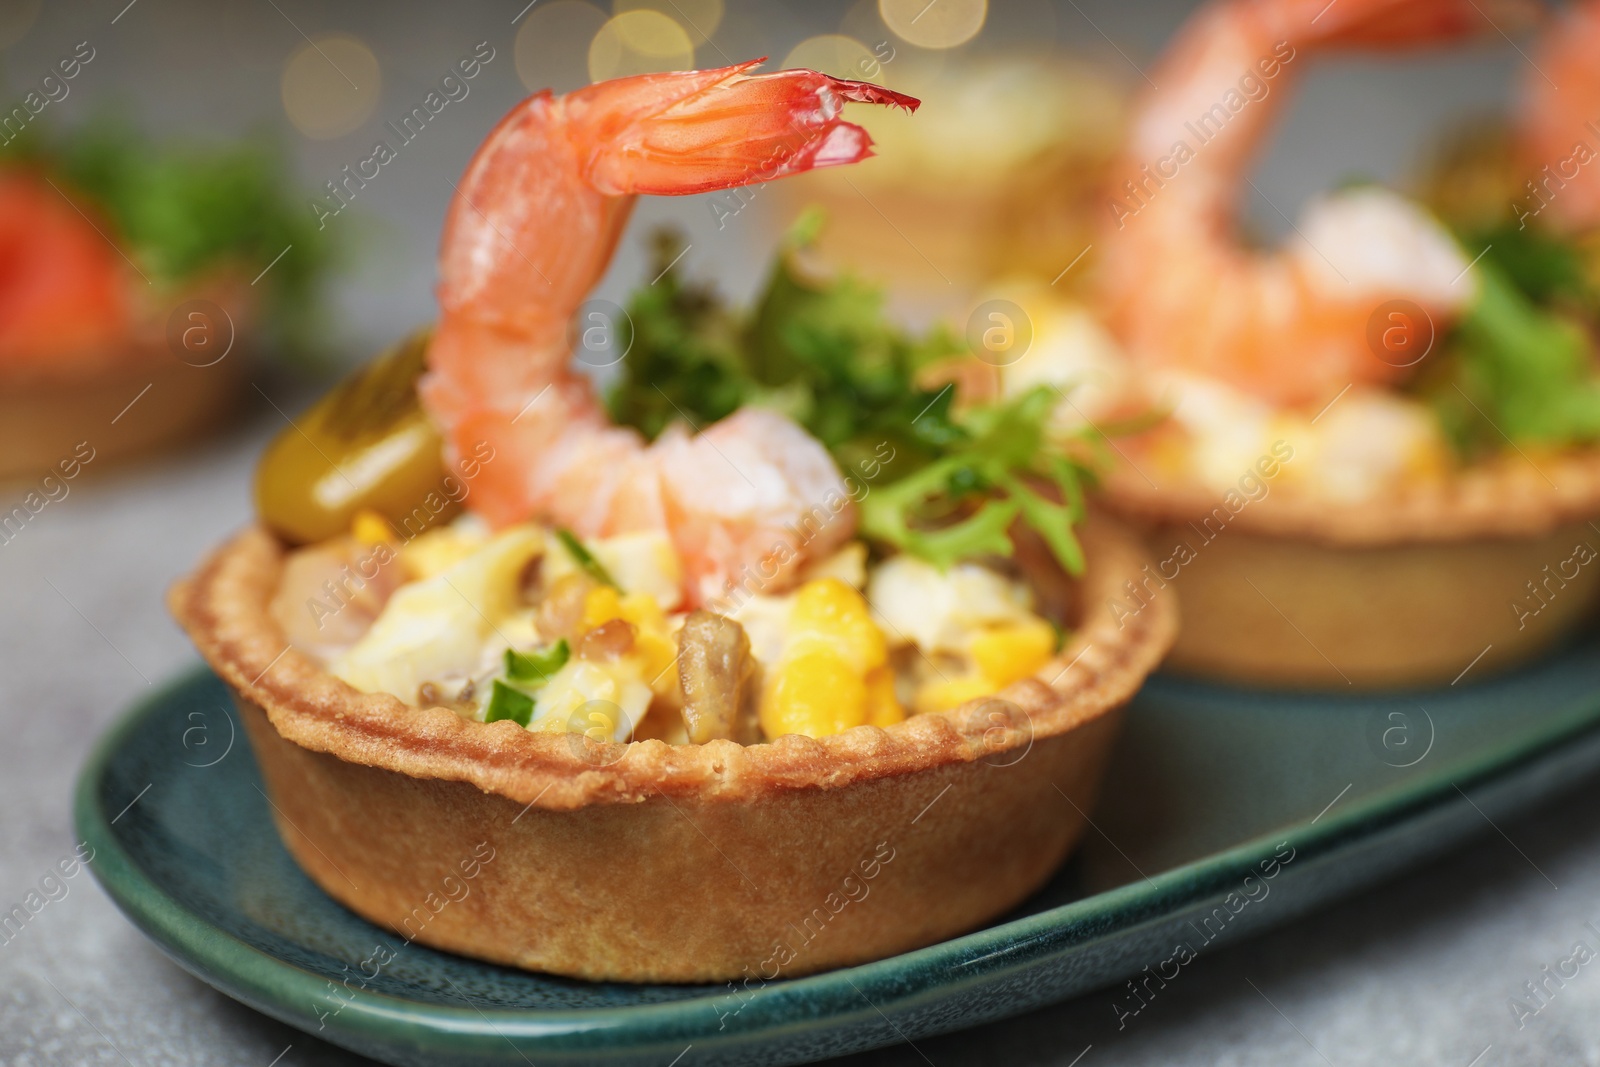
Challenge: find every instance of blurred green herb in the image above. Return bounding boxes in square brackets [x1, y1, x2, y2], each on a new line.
[483, 679, 536, 727]
[504, 639, 570, 686]
[554, 529, 617, 588]
[1415, 229, 1600, 456]
[2, 116, 333, 363]
[1458, 224, 1594, 309]
[859, 386, 1088, 572]
[605, 229, 748, 440]
[741, 209, 971, 473]
[607, 210, 1096, 576]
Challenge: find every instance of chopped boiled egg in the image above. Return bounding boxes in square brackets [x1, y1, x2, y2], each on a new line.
[1155, 371, 1279, 492]
[866, 556, 1058, 714]
[330, 525, 543, 702]
[529, 659, 653, 742]
[543, 529, 684, 612]
[1301, 389, 1449, 500]
[1152, 371, 1448, 500]
[726, 591, 795, 667]
[398, 514, 493, 581]
[999, 298, 1131, 428]
[866, 556, 1037, 655]
[487, 608, 543, 666]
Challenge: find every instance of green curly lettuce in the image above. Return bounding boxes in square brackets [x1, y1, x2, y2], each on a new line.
[607, 212, 1097, 576]
[1414, 233, 1600, 456]
[858, 387, 1088, 573]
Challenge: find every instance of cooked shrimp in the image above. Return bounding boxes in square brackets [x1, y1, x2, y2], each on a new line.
[1518, 0, 1600, 233]
[419, 61, 917, 606]
[1097, 0, 1524, 408]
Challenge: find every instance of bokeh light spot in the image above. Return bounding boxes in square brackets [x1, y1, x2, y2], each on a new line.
[878, 0, 987, 49]
[615, 0, 723, 47]
[781, 35, 882, 83]
[281, 34, 381, 140]
[706, 5, 781, 70]
[517, 1, 609, 93]
[589, 9, 695, 81]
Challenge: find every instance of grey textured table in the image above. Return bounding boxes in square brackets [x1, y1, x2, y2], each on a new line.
[2, 2, 1594, 1065]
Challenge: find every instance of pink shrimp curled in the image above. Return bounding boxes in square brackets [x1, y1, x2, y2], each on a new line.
[419, 61, 917, 606]
[1096, 0, 1532, 408]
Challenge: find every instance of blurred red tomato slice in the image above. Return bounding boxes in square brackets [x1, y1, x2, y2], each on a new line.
[0, 170, 131, 371]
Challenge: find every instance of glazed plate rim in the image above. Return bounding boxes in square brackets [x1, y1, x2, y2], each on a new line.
[75, 664, 1600, 1057]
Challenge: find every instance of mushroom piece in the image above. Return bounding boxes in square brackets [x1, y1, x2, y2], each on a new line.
[676, 610, 756, 744]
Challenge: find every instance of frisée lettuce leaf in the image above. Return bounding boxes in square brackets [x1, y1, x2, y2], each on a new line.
[1418, 230, 1600, 456]
[606, 212, 1097, 576]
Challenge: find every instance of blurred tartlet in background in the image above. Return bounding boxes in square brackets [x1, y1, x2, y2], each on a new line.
[1064, 0, 1600, 689]
[0, 120, 328, 478]
[767, 51, 1126, 300]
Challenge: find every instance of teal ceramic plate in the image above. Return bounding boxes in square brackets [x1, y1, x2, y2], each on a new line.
[77, 635, 1600, 1067]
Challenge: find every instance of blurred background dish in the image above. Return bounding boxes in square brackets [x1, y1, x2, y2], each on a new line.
[766, 51, 1127, 302]
[999, 0, 1600, 688]
[0, 120, 330, 477]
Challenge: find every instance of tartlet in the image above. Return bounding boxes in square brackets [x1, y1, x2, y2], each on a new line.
[0, 126, 324, 478]
[0, 276, 253, 480]
[769, 54, 1125, 296]
[169, 59, 1177, 984]
[1066, 0, 1600, 689]
[1105, 454, 1600, 689]
[169, 513, 1174, 983]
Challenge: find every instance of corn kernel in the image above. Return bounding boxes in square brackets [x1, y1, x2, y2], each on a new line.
[582, 586, 625, 631]
[351, 509, 395, 546]
[914, 676, 993, 715]
[761, 648, 867, 739]
[864, 667, 905, 728]
[970, 619, 1056, 688]
[618, 592, 666, 632]
[634, 630, 678, 695]
[788, 578, 888, 673]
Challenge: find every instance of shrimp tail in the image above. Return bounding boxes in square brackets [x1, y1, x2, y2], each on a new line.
[1518, 0, 1600, 232]
[1247, 0, 1539, 48]
[570, 61, 920, 197]
[1320, 0, 1537, 47]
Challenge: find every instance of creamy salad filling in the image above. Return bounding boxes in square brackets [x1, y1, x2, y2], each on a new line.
[273, 514, 1062, 744]
[1001, 297, 1452, 502]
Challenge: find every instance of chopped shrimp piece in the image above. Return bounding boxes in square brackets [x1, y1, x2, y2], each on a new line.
[270, 537, 406, 662]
